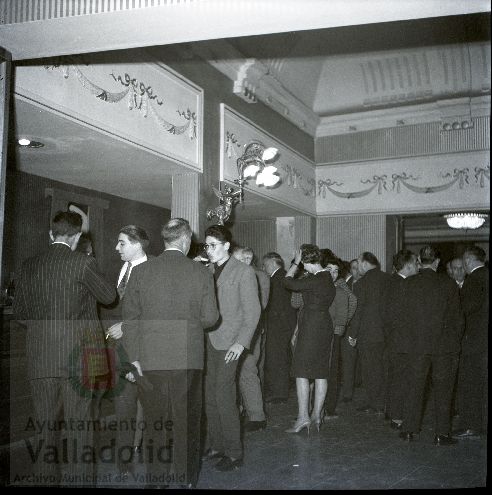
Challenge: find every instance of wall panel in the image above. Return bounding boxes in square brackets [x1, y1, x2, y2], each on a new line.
[317, 215, 387, 270]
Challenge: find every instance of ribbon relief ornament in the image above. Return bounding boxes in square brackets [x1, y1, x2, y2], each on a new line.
[45, 63, 197, 140]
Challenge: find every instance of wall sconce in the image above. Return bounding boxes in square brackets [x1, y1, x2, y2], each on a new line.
[234, 140, 280, 202]
[206, 141, 280, 225]
[444, 212, 487, 229]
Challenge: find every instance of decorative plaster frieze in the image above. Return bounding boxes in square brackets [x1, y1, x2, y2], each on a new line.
[318, 166, 490, 199]
[220, 104, 316, 215]
[15, 53, 203, 172]
[44, 64, 198, 140]
[316, 153, 490, 215]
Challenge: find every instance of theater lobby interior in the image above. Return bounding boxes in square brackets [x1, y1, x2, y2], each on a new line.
[0, 0, 489, 490]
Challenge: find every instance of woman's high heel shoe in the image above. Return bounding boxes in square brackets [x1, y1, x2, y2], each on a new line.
[311, 416, 324, 432]
[285, 418, 311, 434]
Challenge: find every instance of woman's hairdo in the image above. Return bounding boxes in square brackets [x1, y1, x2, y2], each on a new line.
[300, 244, 321, 264]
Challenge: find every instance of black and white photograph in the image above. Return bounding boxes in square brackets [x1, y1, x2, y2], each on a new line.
[0, 0, 489, 489]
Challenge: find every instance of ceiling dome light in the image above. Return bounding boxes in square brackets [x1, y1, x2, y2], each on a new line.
[18, 138, 31, 146]
[444, 212, 487, 229]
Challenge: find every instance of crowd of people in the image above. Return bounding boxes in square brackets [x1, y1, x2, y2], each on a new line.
[13, 210, 488, 488]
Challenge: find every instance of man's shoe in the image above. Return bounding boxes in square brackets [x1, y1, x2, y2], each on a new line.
[434, 434, 458, 446]
[243, 420, 267, 432]
[452, 428, 481, 439]
[399, 431, 414, 441]
[214, 456, 243, 472]
[390, 420, 403, 430]
[201, 449, 224, 461]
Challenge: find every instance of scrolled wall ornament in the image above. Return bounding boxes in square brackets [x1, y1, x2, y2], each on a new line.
[225, 132, 242, 159]
[45, 64, 197, 140]
[474, 166, 490, 187]
[440, 168, 469, 189]
[318, 167, 481, 199]
[301, 178, 316, 197]
[391, 173, 419, 193]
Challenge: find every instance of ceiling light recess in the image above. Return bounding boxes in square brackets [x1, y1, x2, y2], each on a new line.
[17, 138, 44, 148]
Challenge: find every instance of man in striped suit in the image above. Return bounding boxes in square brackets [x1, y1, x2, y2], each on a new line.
[14, 211, 115, 486]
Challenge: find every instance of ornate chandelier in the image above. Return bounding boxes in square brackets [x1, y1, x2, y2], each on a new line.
[444, 212, 488, 230]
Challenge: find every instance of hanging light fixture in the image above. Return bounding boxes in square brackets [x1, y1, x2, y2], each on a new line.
[444, 212, 488, 229]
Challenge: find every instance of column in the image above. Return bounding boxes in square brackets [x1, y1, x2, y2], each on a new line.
[171, 173, 200, 236]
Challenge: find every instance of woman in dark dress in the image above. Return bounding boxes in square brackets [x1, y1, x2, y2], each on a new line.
[283, 245, 336, 433]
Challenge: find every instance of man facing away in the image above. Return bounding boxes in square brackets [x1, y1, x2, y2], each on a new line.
[348, 252, 392, 414]
[232, 246, 270, 432]
[384, 249, 419, 430]
[453, 246, 488, 439]
[202, 225, 261, 472]
[262, 252, 298, 405]
[105, 225, 150, 476]
[396, 246, 463, 445]
[13, 211, 115, 486]
[121, 218, 219, 488]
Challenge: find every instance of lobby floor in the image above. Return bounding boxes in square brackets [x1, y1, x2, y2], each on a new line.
[2, 383, 487, 489]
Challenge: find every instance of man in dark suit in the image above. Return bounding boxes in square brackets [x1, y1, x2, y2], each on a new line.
[348, 252, 391, 414]
[384, 249, 419, 430]
[202, 225, 260, 472]
[13, 211, 115, 486]
[397, 246, 463, 445]
[121, 218, 218, 488]
[262, 252, 298, 404]
[453, 246, 488, 439]
[104, 224, 150, 476]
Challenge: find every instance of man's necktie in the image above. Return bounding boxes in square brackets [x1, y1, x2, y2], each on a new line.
[117, 262, 132, 299]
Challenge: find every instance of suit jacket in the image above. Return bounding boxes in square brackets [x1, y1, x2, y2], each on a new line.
[13, 243, 115, 379]
[207, 255, 261, 351]
[460, 265, 488, 355]
[349, 267, 392, 344]
[384, 273, 412, 353]
[265, 268, 298, 336]
[121, 250, 219, 370]
[397, 268, 463, 355]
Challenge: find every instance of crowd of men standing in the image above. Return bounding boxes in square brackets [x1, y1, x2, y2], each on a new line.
[13, 210, 488, 488]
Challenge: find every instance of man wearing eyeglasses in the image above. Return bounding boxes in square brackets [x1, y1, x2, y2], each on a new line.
[201, 225, 261, 472]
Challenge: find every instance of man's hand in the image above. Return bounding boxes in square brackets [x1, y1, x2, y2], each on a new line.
[224, 343, 244, 363]
[125, 360, 143, 382]
[106, 322, 123, 340]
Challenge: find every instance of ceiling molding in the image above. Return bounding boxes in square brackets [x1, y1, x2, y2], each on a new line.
[1, 1, 489, 60]
[316, 95, 491, 137]
[191, 40, 319, 136]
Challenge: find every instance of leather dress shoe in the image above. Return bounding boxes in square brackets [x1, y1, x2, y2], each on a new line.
[390, 420, 403, 430]
[399, 431, 414, 441]
[214, 456, 243, 472]
[243, 420, 267, 432]
[434, 434, 458, 446]
[452, 428, 481, 439]
[201, 449, 225, 461]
